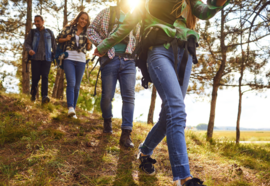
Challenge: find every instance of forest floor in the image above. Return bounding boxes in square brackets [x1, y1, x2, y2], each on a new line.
[0, 91, 270, 186]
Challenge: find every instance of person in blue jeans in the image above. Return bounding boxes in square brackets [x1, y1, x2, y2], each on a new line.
[88, 0, 139, 148]
[57, 12, 92, 119]
[94, 0, 230, 185]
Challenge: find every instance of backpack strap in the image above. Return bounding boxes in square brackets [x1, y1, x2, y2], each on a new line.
[108, 6, 121, 34]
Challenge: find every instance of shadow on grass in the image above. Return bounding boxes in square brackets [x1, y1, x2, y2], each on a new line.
[112, 145, 137, 186]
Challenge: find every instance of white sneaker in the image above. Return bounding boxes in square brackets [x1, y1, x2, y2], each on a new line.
[72, 115, 78, 119]
[68, 107, 75, 117]
[174, 180, 182, 186]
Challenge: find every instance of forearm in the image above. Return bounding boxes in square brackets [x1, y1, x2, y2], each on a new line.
[190, 0, 230, 20]
[88, 27, 103, 47]
[97, 6, 142, 54]
[58, 38, 68, 43]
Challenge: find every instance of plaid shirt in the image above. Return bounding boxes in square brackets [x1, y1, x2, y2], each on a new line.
[57, 25, 91, 54]
[87, 7, 140, 59]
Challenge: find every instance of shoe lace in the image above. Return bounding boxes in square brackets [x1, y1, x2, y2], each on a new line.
[140, 156, 157, 165]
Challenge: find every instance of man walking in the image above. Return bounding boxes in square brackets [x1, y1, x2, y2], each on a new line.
[24, 15, 56, 104]
[88, 0, 139, 148]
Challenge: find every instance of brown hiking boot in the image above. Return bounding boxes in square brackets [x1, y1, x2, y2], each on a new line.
[103, 118, 112, 133]
[120, 129, 134, 148]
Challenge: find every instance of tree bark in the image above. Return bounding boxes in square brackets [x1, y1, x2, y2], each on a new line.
[52, 0, 67, 100]
[22, 0, 32, 94]
[147, 86, 157, 124]
[207, 9, 227, 140]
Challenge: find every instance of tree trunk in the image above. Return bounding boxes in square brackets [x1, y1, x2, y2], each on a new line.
[147, 86, 157, 124]
[22, 0, 32, 94]
[207, 9, 227, 140]
[52, 0, 67, 100]
[236, 6, 244, 144]
[40, 0, 43, 15]
[236, 82, 242, 144]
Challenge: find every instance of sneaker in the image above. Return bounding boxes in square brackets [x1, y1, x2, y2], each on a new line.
[138, 152, 156, 175]
[68, 107, 76, 117]
[72, 115, 78, 119]
[42, 96, 50, 104]
[183, 178, 206, 186]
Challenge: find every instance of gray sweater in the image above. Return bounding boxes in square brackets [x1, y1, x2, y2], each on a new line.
[24, 27, 56, 61]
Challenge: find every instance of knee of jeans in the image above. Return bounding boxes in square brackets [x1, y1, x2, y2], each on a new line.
[101, 93, 113, 103]
[67, 81, 75, 88]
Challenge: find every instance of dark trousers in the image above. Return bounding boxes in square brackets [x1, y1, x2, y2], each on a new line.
[31, 60, 51, 98]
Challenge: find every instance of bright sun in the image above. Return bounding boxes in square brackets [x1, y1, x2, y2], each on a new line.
[127, 0, 140, 10]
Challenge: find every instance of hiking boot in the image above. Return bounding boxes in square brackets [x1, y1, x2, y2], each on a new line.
[68, 107, 76, 117]
[138, 152, 156, 175]
[42, 96, 50, 104]
[120, 129, 134, 148]
[31, 96, 36, 102]
[103, 118, 112, 133]
[182, 178, 206, 186]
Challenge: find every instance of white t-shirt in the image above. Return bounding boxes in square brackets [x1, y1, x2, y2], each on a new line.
[66, 35, 86, 63]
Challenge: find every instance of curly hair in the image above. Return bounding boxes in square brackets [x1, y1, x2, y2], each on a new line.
[65, 12, 90, 30]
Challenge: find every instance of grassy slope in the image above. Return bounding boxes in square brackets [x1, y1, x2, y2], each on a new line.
[0, 92, 269, 186]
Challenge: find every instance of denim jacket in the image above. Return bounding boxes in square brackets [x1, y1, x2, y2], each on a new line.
[24, 28, 56, 62]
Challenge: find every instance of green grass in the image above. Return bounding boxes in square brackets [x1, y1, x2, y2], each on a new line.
[0, 91, 269, 185]
[196, 131, 270, 141]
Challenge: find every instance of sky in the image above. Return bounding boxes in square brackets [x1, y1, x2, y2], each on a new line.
[1, 0, 270, 129]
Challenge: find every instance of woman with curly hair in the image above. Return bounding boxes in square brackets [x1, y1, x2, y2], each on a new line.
[94, 0, 230, 185]
[57, 12, 92, 119]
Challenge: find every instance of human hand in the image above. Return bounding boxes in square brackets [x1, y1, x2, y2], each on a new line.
[29, 50, 35, 56]
[66, 35, 72, 41]
[216, 0, 227, 7]
[93, 48, 105, 57]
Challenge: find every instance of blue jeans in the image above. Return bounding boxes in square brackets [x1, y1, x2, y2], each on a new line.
[64, 59, 86, 109]
[139, 45, 193, 181]
[100, 56, 136, 130]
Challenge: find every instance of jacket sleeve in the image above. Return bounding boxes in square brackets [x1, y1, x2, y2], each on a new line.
[97, 5, 143, 55]
[56, 26, 69, 42]
[190, 0, 230, 20]
[87, 8, 108, 47]
[50, 30, 57, 54]
[24, 30, 33, 52]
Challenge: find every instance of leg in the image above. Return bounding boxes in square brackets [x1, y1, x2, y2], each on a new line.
[73, 62, 86, 109]
[64, 60, 76, 108]
[41, 61, 51, 97]
[31, 60, 42, 98]
[140, 45, 193, 181]
[118, 59, 136, 130]
[140, 48, 193, 156]
[100, 56, 119, 119]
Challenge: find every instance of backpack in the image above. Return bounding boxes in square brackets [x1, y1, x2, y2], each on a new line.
[26, 29, 54, 72]
[133, 2, 198, 89]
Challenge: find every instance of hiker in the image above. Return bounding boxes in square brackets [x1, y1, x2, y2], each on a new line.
[57, 12, 92, 119]
[94, 0, 230, 185]
[88, 0, 140, 148]
[24, 15, 56, 104]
